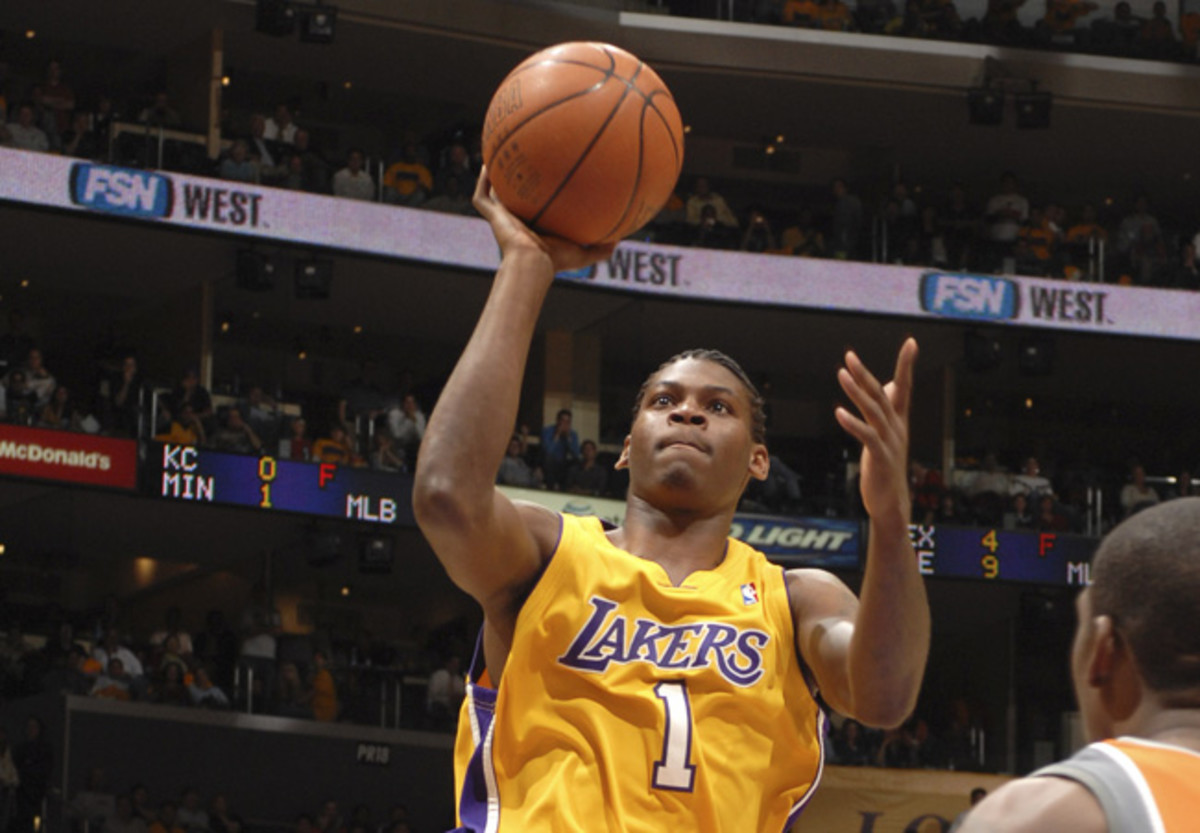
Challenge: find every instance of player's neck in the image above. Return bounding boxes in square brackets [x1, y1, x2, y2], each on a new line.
[1134, 703, 1200, 752]
[613, 497, 733, 584]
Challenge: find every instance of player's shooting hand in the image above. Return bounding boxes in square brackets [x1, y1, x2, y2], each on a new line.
[473, 166, 615, 274]
[835, 337, 918, 527]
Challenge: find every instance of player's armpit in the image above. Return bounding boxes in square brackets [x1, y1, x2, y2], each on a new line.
[785, 568, 859, 716]
[957, 777, 1106, 833]
[415, 485, 558, 618]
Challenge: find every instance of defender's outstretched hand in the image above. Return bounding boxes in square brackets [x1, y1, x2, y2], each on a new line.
[473, 166, 616, 275]
[835, 337, 918, 523]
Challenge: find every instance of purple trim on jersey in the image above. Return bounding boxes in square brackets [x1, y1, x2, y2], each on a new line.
[781, 707, 828, 832]
[455, 679, 498, 833]
[776, 564, 828, 832]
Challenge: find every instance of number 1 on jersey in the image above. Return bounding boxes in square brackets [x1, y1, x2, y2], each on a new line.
[652, 681, 696, 792]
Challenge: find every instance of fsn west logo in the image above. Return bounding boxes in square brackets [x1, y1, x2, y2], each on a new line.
[920, 273, 1019, 321]
[69, 163, 174, 219]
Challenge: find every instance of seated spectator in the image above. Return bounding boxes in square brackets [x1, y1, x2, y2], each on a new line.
[38, 384, 82, 431]
[1138, 0, 1179, 56]
[275, 661, 310, 718]
[1167, 467, 1197, 499]
[876, 723, 920, 768]
[1009, 455, 1055, 500]
[147, 660, 190, 707]
[386, 393, 426, 467]
[40, 59, 76, 145]
[435, 140, 474, 196]
[131, 785, 157, 826]
[170, 369, 214, 430]
[211, 407, 263, 455]
[690, 204, 739, 250]
[149, 801, 186, 833]
[566, 440, 608, 496]
[1, 103, 51, 152]
[740, 207, 777, 253]
[218, 139, 258, 183]
[1160, 240, 1200, 290]
[263, 103, 298, 145]
[69, 767, 116, 833]
[104, 795, 149, 833]
[93, 629, 145, 681]
[2, 370, 38, 425]
[279, 416, 312, 461]
[62, 110, 101, 159]
[20, 348, 56, 408]
[207, 795, 234, 833]
[1120, 462, 1160, 516]
[422, 173, 473, 215]
[684, 176, 739, 228]
[1004, 492, 1035, 529]
[155, 402, 206, 446]
[1015, 204, 1059, 276]
[311, 424, 358, 466]
[981, 0, 1031, 43]
[540, 408, 581, 491]
[368, 430, 406, 473]
[780, 208, 826, 257]
[497, 434, 543, 488]
[187, 665, 230, 709]
[1116, 194, 1167, 284]
[176, 790, 208, 833]
[816, 0, 857, 30]
[291, 129, 332, 193]
[937, 491, 966, 524]
[382, 142, 433, 206]
[782, 0, 823, 26]
[149, 607, 193, 658]
[245, 113, 285, 184]
[333, 148, 375, 201]
[138, 92, 182, 129]
[99, 355, 144, 438]
[90, 657, 134, 701]
[1034, 493, 1070, 531]
[913, 204, 949, 268]
[309, 650, 338, 722]
[193, 610, 237, 693]
[829, 178, 865, 260]
[1036, 0, 1098, 44]
[239, 384, 281, 448]
[911, 0, 963, 36]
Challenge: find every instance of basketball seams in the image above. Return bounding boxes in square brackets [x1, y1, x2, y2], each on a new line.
[528, 51, 642, 231]
[484, 42, 683, 245]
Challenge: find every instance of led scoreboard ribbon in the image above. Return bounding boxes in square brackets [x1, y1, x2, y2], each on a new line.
[153, 443, 412, 525]
[909, 524, 1097, 587]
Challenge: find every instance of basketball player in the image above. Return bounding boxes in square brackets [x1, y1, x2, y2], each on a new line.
[958, 497, 1200, 832]
[413, 170, 931, 832]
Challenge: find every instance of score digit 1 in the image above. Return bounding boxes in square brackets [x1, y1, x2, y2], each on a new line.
[980, 529, 999, 579]
[258, 456, 278, 508]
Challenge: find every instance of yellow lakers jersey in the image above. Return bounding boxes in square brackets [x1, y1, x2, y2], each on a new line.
[452, 513, 826, 832]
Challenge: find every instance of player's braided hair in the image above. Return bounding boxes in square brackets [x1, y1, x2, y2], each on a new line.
[631, 349, 767, 445]
[1089, 497, 1200, 696]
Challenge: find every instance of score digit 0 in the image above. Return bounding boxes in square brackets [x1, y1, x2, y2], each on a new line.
[258, 456, 278, 508]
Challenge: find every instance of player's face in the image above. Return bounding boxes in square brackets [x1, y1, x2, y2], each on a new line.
[618, 357, 767, 512]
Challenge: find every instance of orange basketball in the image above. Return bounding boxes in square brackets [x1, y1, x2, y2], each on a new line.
[481, 41, 685, 247]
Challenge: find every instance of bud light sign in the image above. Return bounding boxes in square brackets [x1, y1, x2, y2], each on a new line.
[729, 514, 860, 570]
[69, 163, 174, 219]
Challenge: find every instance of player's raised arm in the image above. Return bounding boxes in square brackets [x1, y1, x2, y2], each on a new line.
[412, 169, 614, 612]
[789, 338, 930, 727]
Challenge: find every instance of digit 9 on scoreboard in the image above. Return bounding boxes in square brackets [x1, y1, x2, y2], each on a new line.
[979, 529, 1000, 579]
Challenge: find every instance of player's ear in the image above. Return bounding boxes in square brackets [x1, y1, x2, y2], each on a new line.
[614, 435, 632, 470]
[1087, 615, 1118, 687]
[748, 443, 769, 482]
